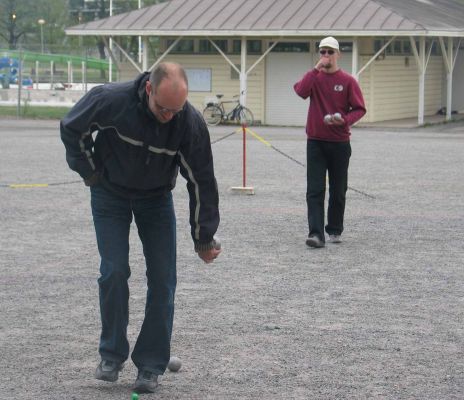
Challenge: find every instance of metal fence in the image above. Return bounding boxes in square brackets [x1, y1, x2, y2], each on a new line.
[0, 47, 118, 91]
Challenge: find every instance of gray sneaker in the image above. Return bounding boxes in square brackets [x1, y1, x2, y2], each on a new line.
[329, 234, 342, 244]
[134, 370, 159, 393]
[95, 359, 123, 382]
[306, 235, 325, 248]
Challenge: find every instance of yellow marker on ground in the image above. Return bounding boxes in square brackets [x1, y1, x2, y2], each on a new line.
[235, 127, 271, 147]
[9, 184, 49, 188]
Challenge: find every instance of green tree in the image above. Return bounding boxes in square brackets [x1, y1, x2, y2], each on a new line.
[0, 0, 67, 51]
[0, 0, 167, 55]
[35, 0, 68, 52]
[0, 0, 29, 49]
[66, 0, 165, 77]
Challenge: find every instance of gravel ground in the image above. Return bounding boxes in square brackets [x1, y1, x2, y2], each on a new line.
[0, 118, 463, 400]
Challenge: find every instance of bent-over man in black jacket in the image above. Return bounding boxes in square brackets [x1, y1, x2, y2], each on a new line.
[60, 62, 221, 394]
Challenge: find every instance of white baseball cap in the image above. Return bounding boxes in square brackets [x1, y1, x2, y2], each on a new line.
[319, 36, 339, 51]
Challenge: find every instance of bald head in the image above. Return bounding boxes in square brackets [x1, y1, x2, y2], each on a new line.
[146, 62, 189, 123]
[149, 62, 188, 94]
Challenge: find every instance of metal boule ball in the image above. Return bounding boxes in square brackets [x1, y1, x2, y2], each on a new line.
[168, 356, 182, 372]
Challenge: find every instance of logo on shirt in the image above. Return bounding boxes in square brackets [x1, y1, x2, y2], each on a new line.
[334, 85, 344, 92]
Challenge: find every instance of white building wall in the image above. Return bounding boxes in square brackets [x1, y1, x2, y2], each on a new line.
[452, 49, 464, 113]
[361, 55, 443, 122]
[118, 46, 446, 125]
[163, 55, 265, 123]
[118, 54, 265, 123]
[425, 57, 444, 115]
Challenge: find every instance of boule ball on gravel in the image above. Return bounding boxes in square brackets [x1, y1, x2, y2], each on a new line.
[213, 236, 221, 250]
[168, 356, 182, 372]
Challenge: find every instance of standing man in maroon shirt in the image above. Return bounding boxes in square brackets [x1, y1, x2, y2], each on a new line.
[294, 37, 366, 248]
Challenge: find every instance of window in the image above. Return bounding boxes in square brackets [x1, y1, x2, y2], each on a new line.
[316, 41, 352, 52]
[166, 39, 194, 53]
[374, 39, 416, 55]
[270, 42, 309, 52]
[403, 41, 411, 54]
[231, 40, 262, 54]
[428, 41, 439, 55]
[339, 42, 353, 52]
[199, 40, 227, 54]
[247, 40, 262, 54]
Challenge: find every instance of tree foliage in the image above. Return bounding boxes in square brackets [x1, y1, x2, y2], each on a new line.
[0, 0, 165, 52]
[1, 0, 38, 49]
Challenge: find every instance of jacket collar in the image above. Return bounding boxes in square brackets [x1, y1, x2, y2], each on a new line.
[136, 72, 158, 121]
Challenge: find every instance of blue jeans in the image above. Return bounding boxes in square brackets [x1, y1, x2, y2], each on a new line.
[90, 184, 176, 374]
[306, 140, 351, 242]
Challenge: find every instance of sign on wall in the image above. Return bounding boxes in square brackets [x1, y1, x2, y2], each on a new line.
[185, 68, 211, 92]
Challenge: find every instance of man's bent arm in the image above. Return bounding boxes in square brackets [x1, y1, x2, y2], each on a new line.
[60, 87, 106, 180]
[293, 68, 320, 99]
[178, 107, 220, 251]
[344, 80, 366, 126]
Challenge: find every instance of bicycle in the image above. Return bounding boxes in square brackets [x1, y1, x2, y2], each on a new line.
[203, 93, 254, 126]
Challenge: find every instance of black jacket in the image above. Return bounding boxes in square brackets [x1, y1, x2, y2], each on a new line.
[60, 72, 219, 247]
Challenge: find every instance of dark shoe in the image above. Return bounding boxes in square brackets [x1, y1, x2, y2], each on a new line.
[306, 235, 325, 248]
[329, 234, 342, 244]
[134, 370, 159, 393]
[95, 359, 123, 382]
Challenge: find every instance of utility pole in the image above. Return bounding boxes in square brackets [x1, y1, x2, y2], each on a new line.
[38, 19, 46, 53]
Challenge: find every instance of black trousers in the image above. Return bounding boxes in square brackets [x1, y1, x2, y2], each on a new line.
[306, 139, 351, 242]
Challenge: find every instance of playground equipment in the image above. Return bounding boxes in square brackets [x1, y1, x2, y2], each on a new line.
[1, 50, 115, 90]
[0, 57, 33, 88]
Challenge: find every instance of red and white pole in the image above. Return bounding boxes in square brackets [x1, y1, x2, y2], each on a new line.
[231, 120, 254, 195]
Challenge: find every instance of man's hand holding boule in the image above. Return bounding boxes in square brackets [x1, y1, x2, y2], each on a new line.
[197, 247, 221, 263]
[196, 236, 221, 263]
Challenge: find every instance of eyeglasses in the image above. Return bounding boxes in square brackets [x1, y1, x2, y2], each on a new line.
[319, 49, 335, 55]
[154, 99, 184, 115]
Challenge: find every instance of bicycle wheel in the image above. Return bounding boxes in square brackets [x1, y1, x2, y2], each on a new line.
[237, 107, 254, 126]
[203, 105, 222, 126]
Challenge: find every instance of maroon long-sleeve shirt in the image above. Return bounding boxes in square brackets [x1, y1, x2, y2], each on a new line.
[294, 68, 366, 142]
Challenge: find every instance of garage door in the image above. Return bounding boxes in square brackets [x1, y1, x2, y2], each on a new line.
[265, 53, 309, 126]
[265, 52, 353, 126]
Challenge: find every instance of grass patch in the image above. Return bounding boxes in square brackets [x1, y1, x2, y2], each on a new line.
[0, 105, 72, 119]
